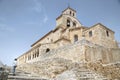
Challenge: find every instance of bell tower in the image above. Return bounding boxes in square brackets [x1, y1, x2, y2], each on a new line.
[56, 7, 82, 28]
[62, 7, 76, 17]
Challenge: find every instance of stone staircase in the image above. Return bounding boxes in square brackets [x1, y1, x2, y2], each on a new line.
[73, 67, 108, 80]
[8, 70, 47, 80]
[53, 63, 109, 80]
[7, 67, 109, 80]
[15, 60, 111, 80]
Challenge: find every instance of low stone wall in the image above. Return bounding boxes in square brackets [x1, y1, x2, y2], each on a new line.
[85, 46, 120, 64]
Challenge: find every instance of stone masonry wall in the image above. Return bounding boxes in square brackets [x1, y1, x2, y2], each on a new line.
[84, 24, 118, 48]
[17, 38, 120, 66]
[40, 41, 86, 62]
[17, 39, 120, 79]
[85, 46, 120, 64]
[40, 39, 120, 64]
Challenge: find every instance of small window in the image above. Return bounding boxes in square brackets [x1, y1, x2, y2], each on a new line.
[46, 48, 50, 53]
[74, 35, 78, 42]
[37, 52, 39, 57]
[73, 13, 74, 16]
[36, 49, 39, 57]
[106, 30, 109, 37]
[14, 58, 17, 61]
[73, 22, 76, 27]
[89, 31, 92, 37]
[67, 19, 70, 27]
[70, 11, 71, 15]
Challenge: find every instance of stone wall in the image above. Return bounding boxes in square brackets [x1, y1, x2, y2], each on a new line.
[85, 46, 120, 64]
[69, 28, 83, 43]
[40, 39, 120, 64]
[40, 40, 87, 62]
[17, 38, 120, 66]
[84, 23, 118, 48]
[25, 43, 58, 64]
[17, 39, 120, 79]
[32, 28, 63, 48]
[111, 48, 120, 62]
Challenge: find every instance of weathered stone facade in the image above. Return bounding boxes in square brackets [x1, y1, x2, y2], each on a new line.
[16, 7, 120, 80]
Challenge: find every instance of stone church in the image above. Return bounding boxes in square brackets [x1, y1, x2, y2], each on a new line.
[16, 7, 120, 80]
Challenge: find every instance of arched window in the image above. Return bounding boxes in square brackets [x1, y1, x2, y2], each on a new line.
[35, 53, 36, 58]
[106, 30, 109, 37]
[46, 48, 50, 53]
[89, 31, 92, 37]
[37, 52, 39, 57]
[33, 54, 34, 59]
[70, 11, 71, 15]
[67, 19, 70, 27]
[73, 22, 76, 27]
[74, 35, 78, 42]
[73, 13, 74, 16]
[37, 49, 39, 57]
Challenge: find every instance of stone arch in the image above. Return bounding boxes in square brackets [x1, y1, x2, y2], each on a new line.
[73, 13, 75, 16]
[73, 21, 77, 27]
[89, 31, 92, 37]
[67, 17, 72, 27]
[74, 34, 78, 42]
[33, 54, 34, 59]
[106, 30, 109, 37]
[70, 11, 72, 15]
[36, 49, 39, 57]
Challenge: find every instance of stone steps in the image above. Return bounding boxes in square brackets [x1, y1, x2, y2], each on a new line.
[16, 61, 109, 80]
[8, 70, 47, 80]
[8, 76, 47, 80]
[73, 68, 108, 80]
